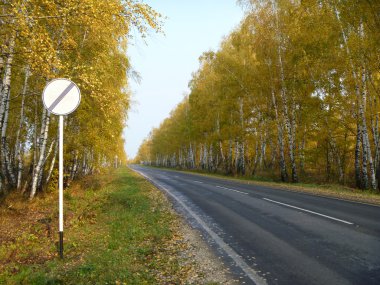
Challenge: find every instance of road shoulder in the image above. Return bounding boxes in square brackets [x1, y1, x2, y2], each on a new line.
[0, 168, 235, 284]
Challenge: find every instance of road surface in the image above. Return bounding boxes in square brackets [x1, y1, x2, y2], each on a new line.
[131, 165, 380, 285]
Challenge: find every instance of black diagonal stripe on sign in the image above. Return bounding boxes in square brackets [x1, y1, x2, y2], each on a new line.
[47, 82, 75, 112]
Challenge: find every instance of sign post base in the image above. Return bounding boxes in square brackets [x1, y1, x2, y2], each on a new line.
[59, 231, 64, 259]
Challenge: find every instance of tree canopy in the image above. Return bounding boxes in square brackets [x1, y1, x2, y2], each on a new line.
[136, 0, 380, 190]
[0, 0, 161, 199]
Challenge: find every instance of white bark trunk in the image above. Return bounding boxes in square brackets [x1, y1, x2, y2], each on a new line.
[0, 34, 16, 188]
[70, 151, 79, 180]
[272, 0, 297, 182]
[360, 71, 376, 189]
[0, 33, 15, 132]
[227, 138, 232, 174]
[37, 139, 56, 189]
[15, 67, 29, 189]
[333, 2, 372, 188]
[30, 111, 51, 199]
[209, 144, 214, 171]
[1, 90, 16, 186]
[46, 141, 58, 185]
[271, 87, 288, 182]
[188, 143, 195, 168]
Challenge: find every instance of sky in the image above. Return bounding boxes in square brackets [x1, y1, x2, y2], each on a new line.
[124, 0, 245, 159]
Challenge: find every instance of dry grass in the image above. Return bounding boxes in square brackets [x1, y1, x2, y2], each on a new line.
[0, 173, 113, 280]
[0, 168, 222, 285]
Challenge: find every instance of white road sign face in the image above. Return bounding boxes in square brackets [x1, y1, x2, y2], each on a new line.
[42, 78, 81, 115]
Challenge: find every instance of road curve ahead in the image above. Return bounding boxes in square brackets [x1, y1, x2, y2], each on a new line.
[131, 165, 380, 285]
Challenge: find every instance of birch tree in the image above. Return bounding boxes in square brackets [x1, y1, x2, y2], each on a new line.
[0, 0, 162, 199]
[136, 0, 380, 191]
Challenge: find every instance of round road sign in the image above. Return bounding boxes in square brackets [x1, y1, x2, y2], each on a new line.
[42, 78, 81, 115]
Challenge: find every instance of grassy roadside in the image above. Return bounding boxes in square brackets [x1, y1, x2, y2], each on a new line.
[143, 166, 380, 206]
[0, 168, 203, 285]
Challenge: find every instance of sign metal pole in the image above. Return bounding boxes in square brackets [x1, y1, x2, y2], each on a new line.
[42, 78, 81, 259]
[59, 115, 64, 259]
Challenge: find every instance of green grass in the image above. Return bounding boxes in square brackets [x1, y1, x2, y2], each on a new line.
[0, 168, 191, 285]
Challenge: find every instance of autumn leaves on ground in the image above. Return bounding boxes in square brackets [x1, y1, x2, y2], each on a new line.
[0, 168, 212, 285]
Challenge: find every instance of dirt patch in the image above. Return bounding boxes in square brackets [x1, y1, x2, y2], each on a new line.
[176, 219, 237, 284]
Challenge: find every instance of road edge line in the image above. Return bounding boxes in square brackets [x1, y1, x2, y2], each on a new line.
[132, 167, 267, 285]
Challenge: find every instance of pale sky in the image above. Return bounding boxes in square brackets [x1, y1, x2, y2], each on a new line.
[124, 1, 245, 159]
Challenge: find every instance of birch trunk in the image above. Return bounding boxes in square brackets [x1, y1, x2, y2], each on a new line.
[234, 141, 238, 175]
[271, 87, 288, 182]
[30, 111, 51, 199]
[30, 98, 39, 192]
[361, 133, 369, 189]
[268, 137, 276, 169]
[299, 133, 305, 173]
[273, 0, 297, 182]
[355, 123, 363, 188]
[199, 143, 203, 169]
[219, 141, 226, 170]
[278, 55, 297, 182]
[377, 145, 380, 190]
[37, 139, 56, 190]
[189, 143, 195, 169]
[331, 140, 344, 183]
[38, 108, 47, 152]
[216, 114, 225, 171]
[372, 109, 379, 175]
[227, 138, 232, 175]
[237, 141, 245, 175]
[238, 98, 245, 175]
[70, 151, 79, 181]
[360, 70, 376, 189]
[333, 3, 373, 189]
[208, 144, 214, 171]
[203, 144, 208, 170]
[0, 33, 15, 133]
[15, 67, 29, 189]
[46, 141, 58, 185]
[179, 149, 183, 168]
[16, 145, 24, 190]
[259, 133, 266, 168]
[1, 90, 16, 186]
[0, 55, 4, 94]
[290, 97, 298, 182]
[0, 34, 16, 188]
[252, 140, 259, 176]
[0, 175, 3, 197]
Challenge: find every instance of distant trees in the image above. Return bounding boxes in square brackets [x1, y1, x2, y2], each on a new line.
[136, 0, 380, 190]
[0, 0, 161, 199]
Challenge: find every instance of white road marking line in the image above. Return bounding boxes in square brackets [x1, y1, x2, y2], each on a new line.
[262, 198, 354, 225]
[133, 168, 267, 285]
[215, 185, 249, 195]
[193, 180, 204, 184]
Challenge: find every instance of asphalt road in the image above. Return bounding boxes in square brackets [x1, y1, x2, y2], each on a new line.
[131, 165, 380, 285]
